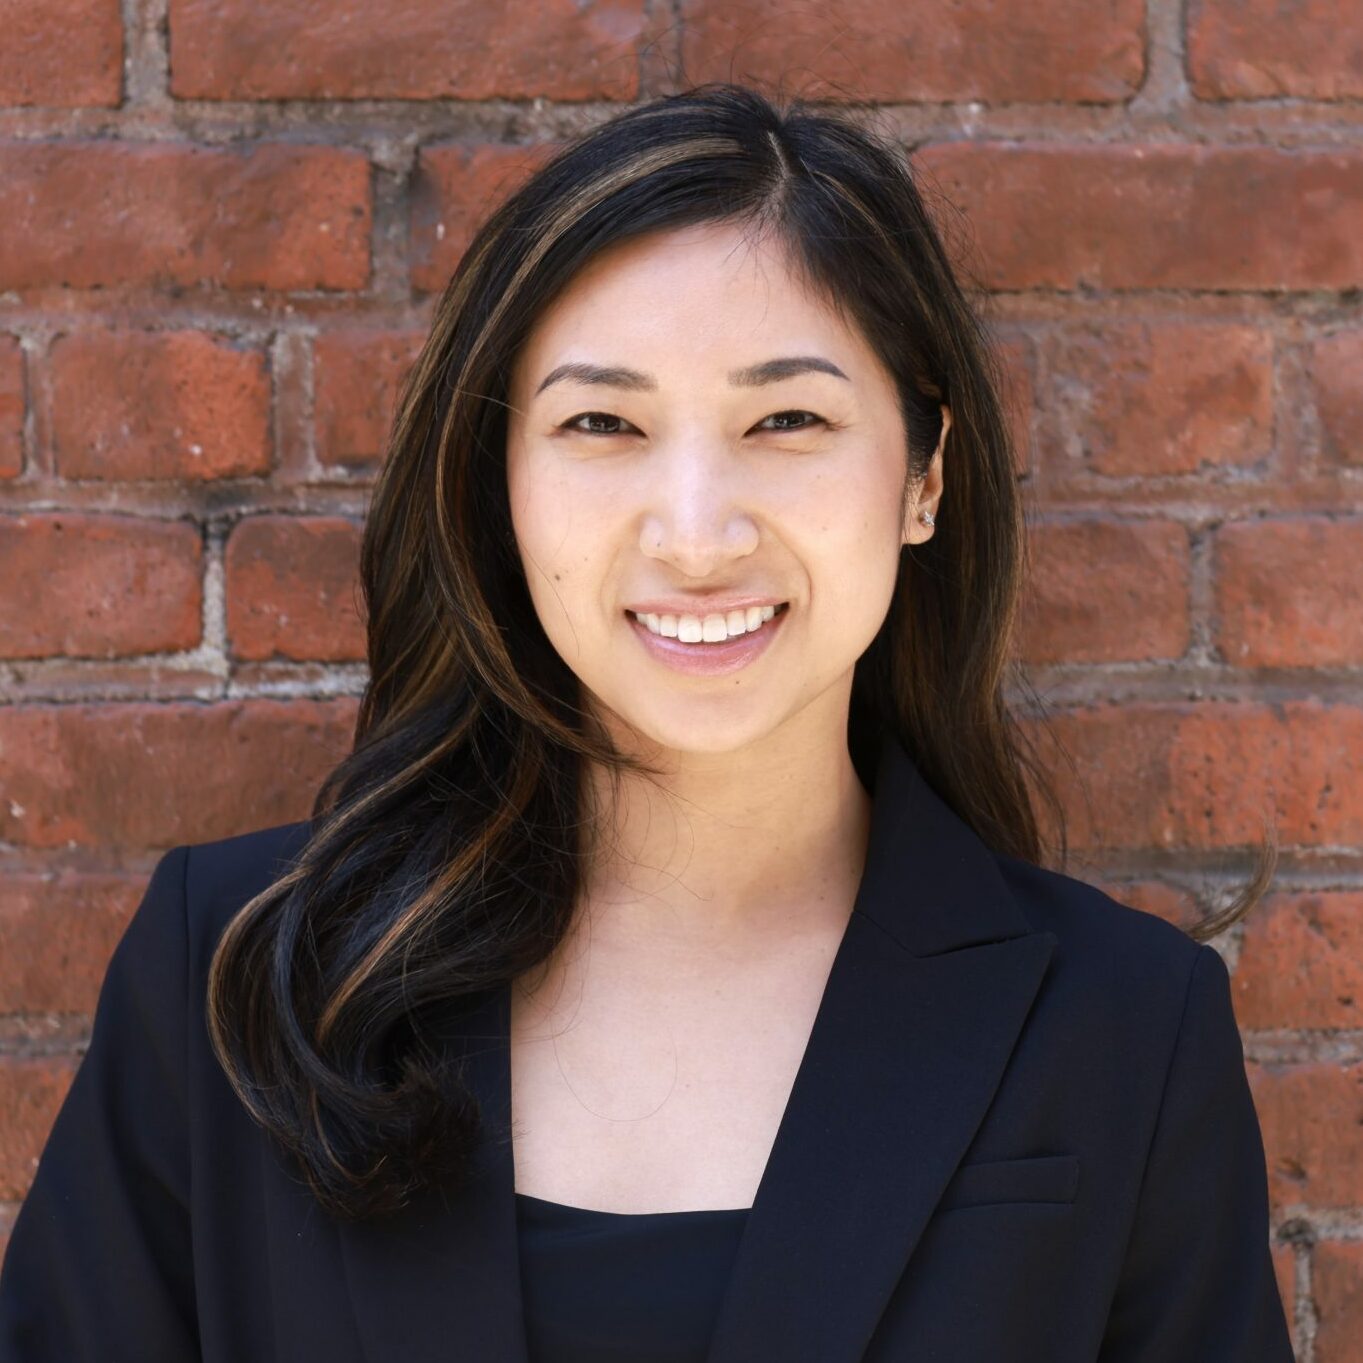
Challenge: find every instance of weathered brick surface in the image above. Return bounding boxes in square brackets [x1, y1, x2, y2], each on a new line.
[1312, 331, 1363, 466]
[313, 329, 424, 469]
[0, 514, 202, 657]
[0, 1057, 76, 1201]
[0, 143, 372, 292]
[0, 0, 122, 108]
[1028, 703, 1363, 851]
[1018, 519, 1191, 664]
[411, 142, 563, 293]
[1250, 1062, 1363, 1213]
[49, 330, 272, 481]
[169, 0, 646, 101]
[0, 873, 144, 1015]
[1270, 1244, 1295, 1345]
[916, 144, 1363, 291]
[0, 338, 24, 480]
[1235, 892, 1363, 1030]
[679, 0, 1145, 103]
[994, 333, 1035, 476]
[1188, 0, 1363, 100]
[1037, 321, 1273, 477]
[225, 517, 366, 661]
[1314, 1242, 1363, 1361]
[0, 701, 357, 851]
[1214, 520, 1363, 668]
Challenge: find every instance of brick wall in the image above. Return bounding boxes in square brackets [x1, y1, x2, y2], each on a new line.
[1, 1, 1359, 1354]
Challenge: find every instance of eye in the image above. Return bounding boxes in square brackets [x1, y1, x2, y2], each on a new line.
[556, 409, 834, 438]
[756, 410, 827, 434]
[558, 411, 638, 436]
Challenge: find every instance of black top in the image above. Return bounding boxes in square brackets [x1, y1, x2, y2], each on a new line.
[515, 1192, 751, 1362]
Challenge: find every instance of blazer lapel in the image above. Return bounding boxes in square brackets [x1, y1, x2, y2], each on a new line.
[704, 734, 1057, 1362]
[338, 730, 1057, 1363]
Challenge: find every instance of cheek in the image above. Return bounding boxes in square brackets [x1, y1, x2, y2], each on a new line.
[508, 465, 612, 626]
[508, 455, 571, 576]
[805, 501, 904, 639]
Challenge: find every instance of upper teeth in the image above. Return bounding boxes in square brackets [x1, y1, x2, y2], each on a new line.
[632, 604, 780, 642]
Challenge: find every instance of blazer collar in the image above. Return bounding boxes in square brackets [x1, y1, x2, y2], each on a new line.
[337, 728, 1058, 1362]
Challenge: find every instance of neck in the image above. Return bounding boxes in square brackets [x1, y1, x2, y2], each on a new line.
[577, 701, 873, 949]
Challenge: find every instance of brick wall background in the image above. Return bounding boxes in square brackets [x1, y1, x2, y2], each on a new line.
[0, 1, 1359, 1355]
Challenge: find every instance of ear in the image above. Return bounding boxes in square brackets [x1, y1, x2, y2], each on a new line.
[903, 405, 949, 546]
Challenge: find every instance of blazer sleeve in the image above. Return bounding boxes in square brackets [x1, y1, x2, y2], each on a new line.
[0, 845, 199, 1363]
[1097, 942, 1295, 1362]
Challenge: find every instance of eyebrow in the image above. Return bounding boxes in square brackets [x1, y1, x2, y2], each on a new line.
[532, 355, 851, 398]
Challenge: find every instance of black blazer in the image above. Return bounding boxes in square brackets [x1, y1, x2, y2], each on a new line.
[0, 730, 1295, 1362]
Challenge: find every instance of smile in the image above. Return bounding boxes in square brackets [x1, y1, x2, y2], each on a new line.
[627, 602, 789, 642]
[625, 603, 790, 677]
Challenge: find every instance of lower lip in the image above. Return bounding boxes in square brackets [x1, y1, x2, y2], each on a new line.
[626, 605, 790, 677]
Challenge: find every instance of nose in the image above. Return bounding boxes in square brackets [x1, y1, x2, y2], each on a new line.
[637, 445, 760, 577]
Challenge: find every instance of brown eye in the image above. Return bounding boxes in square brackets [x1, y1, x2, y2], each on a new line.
[758, 410, 826, 433]
[560, 412, 636, 436]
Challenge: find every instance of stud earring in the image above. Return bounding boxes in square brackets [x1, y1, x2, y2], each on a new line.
[919, 509, 935, 526]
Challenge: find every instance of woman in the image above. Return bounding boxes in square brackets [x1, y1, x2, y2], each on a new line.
[0, 84, 1293, 1362]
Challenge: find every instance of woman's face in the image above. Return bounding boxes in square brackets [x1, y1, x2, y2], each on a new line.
[505, 219, 946, 759]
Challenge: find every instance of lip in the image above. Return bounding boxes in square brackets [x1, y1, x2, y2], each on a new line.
[623, 595, 788, 617]
[626, 602, 789, 677]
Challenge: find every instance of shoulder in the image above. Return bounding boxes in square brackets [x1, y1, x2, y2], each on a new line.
[175, 817, 315, 961]
[982, 853, 1249, 1133]
[992, 849, 1211, 1025]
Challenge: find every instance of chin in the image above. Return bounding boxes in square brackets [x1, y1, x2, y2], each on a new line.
[597, 698, 785, 761]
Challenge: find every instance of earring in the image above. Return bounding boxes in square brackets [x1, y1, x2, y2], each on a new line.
[919, 510, 935, 526]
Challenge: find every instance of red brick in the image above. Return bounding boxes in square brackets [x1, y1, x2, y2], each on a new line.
[1040, 322, 1272, 476]
[411, 142, 562, 293]
[225, 517, 365, 662]
[168, 0, 644, 101]
[1312, 331, 1363, 465]
[1018, 519, 1190, 663]
[1029, 701, 1363, 851]
[0, 514, 202, 658]
[1188, 0, 1363, 100]
[1250, 1061, 1363, 1213]
[995, 333, 1035, 476]
[0, 337, 23, 480]
[49, 330, 271, 481]
[314, 329, 424, 469]
[916, 143, 1363, 291]
[1270, 1245, 1295, 1342]
[1235, 892, 1363, 1031]
[681, 0, 1144, 103]
[0, 874, 142, 1015]
[0, 700, 357, 851]
[0, 0, 121, 108]
[0, 143, 371, 292]
[1315, 1242, 1363, 1362]
[0, 1056, 75, 1200]
[1214, 519, 1363, 667]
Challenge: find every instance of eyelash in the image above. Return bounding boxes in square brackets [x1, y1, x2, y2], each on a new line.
[557, 410, 834, 437]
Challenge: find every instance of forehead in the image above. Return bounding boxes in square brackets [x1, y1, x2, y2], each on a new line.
[511, 221, 874, 388]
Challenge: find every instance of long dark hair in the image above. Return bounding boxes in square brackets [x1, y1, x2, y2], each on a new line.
[205, 82, 1276, 1224]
